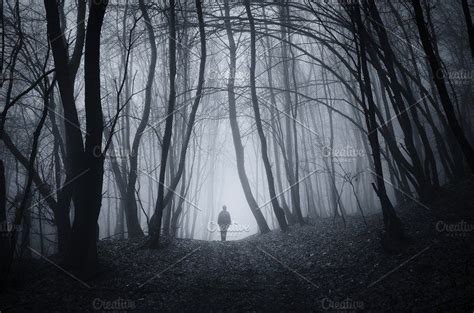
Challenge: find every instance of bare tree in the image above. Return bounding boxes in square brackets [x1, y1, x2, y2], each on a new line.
[245, 0, 288, 231]
[411, 0, 474, 173]
[223, 0, 270, 234]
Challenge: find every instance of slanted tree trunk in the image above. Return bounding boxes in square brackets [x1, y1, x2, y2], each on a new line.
[170, 167, 187, 238]
[387, 3, 453, 184]
[119, 0, 159, 239]
[363, 1, 430, 201]
[411, 0, 474, 173]
[461, 0, 474, 59]
[260, 8, 294, 222]
[245, 0, 287, 231]
[9, 76, 53, 265]
[223, 0, 270, 234]
[147, 0, 177, 247]
[351, 3, 406, 251]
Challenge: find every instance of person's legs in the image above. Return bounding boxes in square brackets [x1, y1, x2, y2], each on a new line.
[219, 225, 224, 241]
[219, 225, 227, 241]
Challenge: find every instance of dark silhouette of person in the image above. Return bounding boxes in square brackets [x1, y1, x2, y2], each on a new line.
[217, 205, 231, 242]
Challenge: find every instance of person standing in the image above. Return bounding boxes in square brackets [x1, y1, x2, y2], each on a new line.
[217, 205, 231, 241]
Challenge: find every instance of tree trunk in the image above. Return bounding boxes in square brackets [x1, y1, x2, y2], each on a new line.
[44, 0, 84, 257]
[223, 0, 270, 234]
[0, 160, 9, 277]
[260, 9, 294, 222]
[351, 3, 406, 251]
[121, 0, 159, 239]
[461, 0, 474, 59]
[279, 2, 304, 225]
[148, 0, 206, 247]
[245, 0, 287, 231]
[65, 0, 107, 276]
[411, 0, 474, 173]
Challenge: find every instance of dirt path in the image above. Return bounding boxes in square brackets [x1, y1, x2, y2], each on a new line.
[132, 241, 317, 312]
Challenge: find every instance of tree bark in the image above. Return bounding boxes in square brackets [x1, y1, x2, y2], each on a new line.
[65, 0, 107, 276]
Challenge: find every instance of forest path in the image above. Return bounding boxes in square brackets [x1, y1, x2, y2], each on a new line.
[130, 239, 317, 311]
[2, 179, 474, 312]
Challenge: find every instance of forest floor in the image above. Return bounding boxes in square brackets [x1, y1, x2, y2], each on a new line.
[1, 178, 474, 312]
